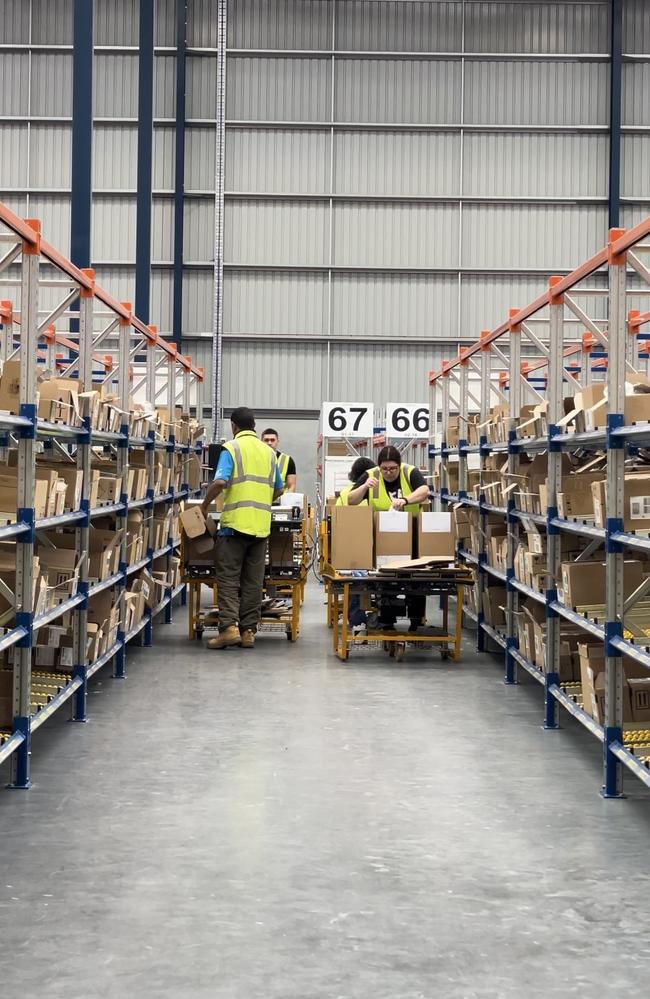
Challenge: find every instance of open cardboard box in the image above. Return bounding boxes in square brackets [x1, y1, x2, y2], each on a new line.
[560, 559, 645, 608]
[417, 511, 455, 559]
[375, 510, 413, 568]
[329, 505, 374, 570]
[592, 474, 650, 532]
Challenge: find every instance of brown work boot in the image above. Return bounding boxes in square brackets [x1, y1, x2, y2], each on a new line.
[240, 629, 255, 649]
[207, 625, 242, 650]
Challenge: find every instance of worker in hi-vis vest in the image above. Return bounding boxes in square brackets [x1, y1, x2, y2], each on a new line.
[261, 428, 297, 493]
[201, 407, 284, 650]
[347, 445, 430, 632]
[335, 456, 375, 506]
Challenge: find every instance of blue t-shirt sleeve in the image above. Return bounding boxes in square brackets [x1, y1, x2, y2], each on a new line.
[274, 465, 283, 490]
[214, 451, 234, 482]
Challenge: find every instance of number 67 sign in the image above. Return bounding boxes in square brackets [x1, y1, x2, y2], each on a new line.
[322, 402, 374, 438]
[386, 403, 430, 438]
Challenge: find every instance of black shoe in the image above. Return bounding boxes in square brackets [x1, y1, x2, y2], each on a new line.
[380, 623, 395, 631]
[408, 620, 419, 633]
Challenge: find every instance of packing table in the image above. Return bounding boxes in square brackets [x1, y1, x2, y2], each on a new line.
[323, 562, 474, 662]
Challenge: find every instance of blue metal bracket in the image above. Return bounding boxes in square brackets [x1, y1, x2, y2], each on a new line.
[19, 403, 37, 438]
[606, 516, 624, 554]
[602, 726, 625, 798]
[15, 611, 33, 649]
[546, 506, 560, 535]
[7, 716, 31, 789]
[544, 672, 560, 730]
[71, 664, 88, 723]
[505, 635, 519, 685]
[545, 588, 559, 620]
[604, 620, 623, 658]
[77, 579, 89, 611]
[114, 631, 126, 679]
[607, 412, 625, 449]
[477, 611, 486, 652]
[16, 507, 35, 544]
[548, 424, 562, 453]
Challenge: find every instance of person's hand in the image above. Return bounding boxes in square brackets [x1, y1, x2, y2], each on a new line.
[392, 497, 407, 511]
[366, 476, 379, 490]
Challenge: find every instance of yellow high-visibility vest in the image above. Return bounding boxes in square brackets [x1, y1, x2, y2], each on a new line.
[336, 485, 367, 506]
[220, 431, 277, 537]
[277, 452, 291, 485]
[366, 464, 420, 515]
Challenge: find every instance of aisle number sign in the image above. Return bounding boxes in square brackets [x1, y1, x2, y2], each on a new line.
[386, 403, 430, 438]
[322, 402, 374, 438]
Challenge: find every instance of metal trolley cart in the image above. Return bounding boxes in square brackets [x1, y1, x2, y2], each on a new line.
[323, 563, 474, 662]
[182, 514, 307, 642]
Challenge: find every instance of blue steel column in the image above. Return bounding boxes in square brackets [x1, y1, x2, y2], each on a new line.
[608, 0, 623, 230]
[603, 228, 627, 798]
[173, 0, 187, 349]
[505, 311, 521, 685]
[544, 277, 564, 731]
[70, 0, 93, 272]
[10, 221, 41, 789]
[135, 0, 154, 322]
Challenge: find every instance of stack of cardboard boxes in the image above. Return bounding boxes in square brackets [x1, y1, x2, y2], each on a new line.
[329, 507, 455, 571]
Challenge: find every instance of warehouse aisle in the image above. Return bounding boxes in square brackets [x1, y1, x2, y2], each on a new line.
[1, 588, 650, 998]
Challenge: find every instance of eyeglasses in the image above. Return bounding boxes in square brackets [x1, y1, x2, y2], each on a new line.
[380, 465, 400, 474]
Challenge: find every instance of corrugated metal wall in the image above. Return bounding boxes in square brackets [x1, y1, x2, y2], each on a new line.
[1, 1, 649, 420]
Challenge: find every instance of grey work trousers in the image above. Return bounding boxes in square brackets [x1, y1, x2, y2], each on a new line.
[215, 532, 268, 632]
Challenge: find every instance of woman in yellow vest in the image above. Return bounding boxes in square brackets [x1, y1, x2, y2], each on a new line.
[347, 445, 430, 632]
[335, 456, 375, 506]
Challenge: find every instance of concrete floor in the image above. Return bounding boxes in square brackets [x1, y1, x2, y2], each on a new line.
[1, 588, 650, 998]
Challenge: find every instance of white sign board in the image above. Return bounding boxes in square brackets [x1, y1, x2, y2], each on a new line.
[322, 402, 374, 438]
[386, 403, 430, 438]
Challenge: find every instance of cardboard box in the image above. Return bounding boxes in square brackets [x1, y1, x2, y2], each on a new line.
[268, 531, 295, 568]
[38, 377, 82, 426]
[0, 472, 49, 520]
[330, 505, 374, 571]
[417, 511, 455, 559]
[557, 472, 604, 521]
[560, 559, 644, 608]
[0, 360, 26, 415]
[374, 510, 413, 567]
[482, 585, 506, 628]
[593, 474, 650, 532]
[96, 474, 121, 505]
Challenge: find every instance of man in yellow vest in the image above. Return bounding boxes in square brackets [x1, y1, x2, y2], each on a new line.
[201, 407, 284, 649]
[261, 428, 297, 493]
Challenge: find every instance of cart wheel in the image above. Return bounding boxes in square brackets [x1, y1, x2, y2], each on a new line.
[441, 650, 450, 660]
[195, 628, 204, 641]
[286, 626, 296, 642]
[387, 644, 396, 658]
[395, 642, 405, 663]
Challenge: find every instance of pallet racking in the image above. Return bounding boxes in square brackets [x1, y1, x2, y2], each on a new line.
[0, 202, 204, 789]
[428, 218, 650, 799]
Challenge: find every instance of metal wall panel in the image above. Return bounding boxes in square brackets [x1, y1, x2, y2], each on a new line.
[32, 0, 73, 45]
[225, 200, 329, 266]
[31, 53, 74, 117]
[185, 127, 216, 189]
[154, 54, 176, 119]
[184, 199, 215, 261]
[227, 57, 333, 121]
[462, 204, 608, 271]
[463, 132, 608, 198]
[0, 54, 29, 116]
[93, 267, 136, 308]
[332, 202, 459, 268]
[225, 271, 328, 336]
[30, 125, 72, 188]
[331, 274, 458, 338]
[94, 0, 138, 46]
[622, 64, 650, 127]
[226, 128, 330, 193]
[92, 197, 137, 261]
[93, 54, 139, 118]
[330, 342, 443, 406]
[217, 341, 327, 411]
[155, 0, 176, 46]
[186, 55, 218, 119]
[464, 60, 609, 125]
[152, 198, 174, 261]
[336, 59, 461, 124]
[623, 0, 650, 54]
[334, 131, 460, 196]
[183, 272, 214, 334]
[621, 136, 650, 199]
[151, 270, 174, 334]
[0, 0, 30, 43]
[335, 1, 462, 52]
[1, 125, 28, 187]
[187, 0, 219, 48]
[29, 196, 71, 257]
[465, 2, 609, 54]
[228, 0, 332, 49]
[153, 127, 176, 190]
[93, 126, 138, 189]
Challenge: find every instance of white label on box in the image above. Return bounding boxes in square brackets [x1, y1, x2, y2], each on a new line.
[630, 496, 650, 519]
[322, 402, 374, 438]
[421, 511, 451, 534]
[378, 510, 409, 533]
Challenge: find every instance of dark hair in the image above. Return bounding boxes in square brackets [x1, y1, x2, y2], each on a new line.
[349, 456, 375, 482]
[230, 407, 256, 431]
[261, 428, 278, 438]
[377, 445, 401, 466]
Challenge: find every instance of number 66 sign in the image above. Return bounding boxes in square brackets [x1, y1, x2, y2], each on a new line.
[386, 403, 430, 438]
[322, 403, 374, 438]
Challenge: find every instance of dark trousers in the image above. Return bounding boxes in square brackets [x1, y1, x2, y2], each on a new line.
[379, 594, 426, 626]
[215, 533, 268, 632]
